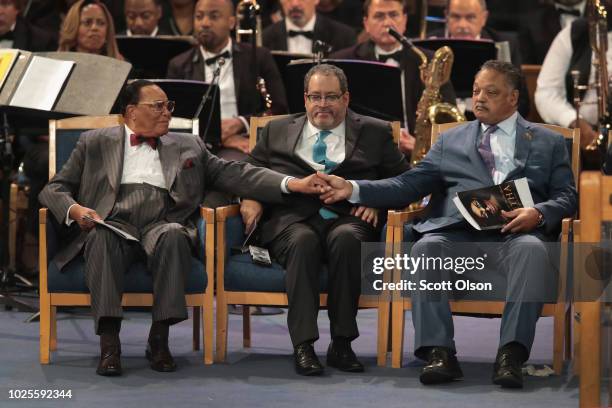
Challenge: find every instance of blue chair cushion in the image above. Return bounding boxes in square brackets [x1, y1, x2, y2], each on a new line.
[46, 212, 208, 294]
[224, 253, 328, 292]
[48, 256, 206, 293]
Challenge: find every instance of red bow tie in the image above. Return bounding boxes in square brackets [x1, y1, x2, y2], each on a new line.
[130, 133, 158, 149]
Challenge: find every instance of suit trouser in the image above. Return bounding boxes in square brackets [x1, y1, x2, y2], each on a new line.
[84, 223, 192, 334]
[410, 229, 555, 360]
[269, 214, 378, 346]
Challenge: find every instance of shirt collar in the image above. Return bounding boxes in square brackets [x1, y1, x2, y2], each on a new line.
[126, 26, 159, 37]
[285, 15, 316, 32]
[200, 38, 232, 60]
[374, 43, 403, 58]
[480, 111, 518, 137]
[555, 1, 585, 15]
[304, 118, 345, 140]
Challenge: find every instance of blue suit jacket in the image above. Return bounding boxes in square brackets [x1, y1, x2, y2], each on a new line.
[356, 115, 578, 236]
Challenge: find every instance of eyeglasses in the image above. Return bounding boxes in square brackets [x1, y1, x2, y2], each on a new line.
[305, 93, 344, 103]
[370, 11, 404, 22]
[137, 100, 176, 113]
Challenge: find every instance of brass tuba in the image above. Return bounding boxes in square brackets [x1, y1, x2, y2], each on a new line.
[387, 28, 466, 166]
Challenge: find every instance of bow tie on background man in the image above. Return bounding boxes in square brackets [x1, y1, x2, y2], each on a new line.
[555, 6, 581, 17]
[205, 50, 231, 66]
[288, 30, 314, 39]
[378, 50, 402, 63]
[0, 30, 14, 41]
[130, 133, 158, 149]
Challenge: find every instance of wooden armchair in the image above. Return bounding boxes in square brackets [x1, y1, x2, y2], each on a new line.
[215, 114, 400, 365]
[39, 115, 214, 365]
[387, 121, 580, 374]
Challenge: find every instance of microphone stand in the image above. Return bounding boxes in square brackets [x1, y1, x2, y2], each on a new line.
[194, 58, 225, 148]
[0, 110, 37, 314]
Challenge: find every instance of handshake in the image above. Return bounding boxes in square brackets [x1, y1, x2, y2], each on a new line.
[241, 172, 378, 233]
[285, 171, 354, 203]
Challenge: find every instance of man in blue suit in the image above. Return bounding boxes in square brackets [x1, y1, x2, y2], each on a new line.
[318, 60, 577, 388]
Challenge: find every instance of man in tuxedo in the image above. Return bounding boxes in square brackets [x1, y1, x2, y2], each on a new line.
[534, 0, 612, 153]
[167, 0, 288, 159]
[428, 0, 529, 118]
[119, 0, 172, 36]
[318, 61, 577, 388]
[0, 0, 57, 51]
[262, 0, 356, 54]
[331, 0, 456, 155]
[240, 64, 410, 375]
[519, 0, 585, 65]
[39, 80, 325, 377]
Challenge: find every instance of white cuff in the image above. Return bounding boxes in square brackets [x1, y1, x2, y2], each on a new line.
[238, 116, 249, 133]
[348, 181, 360, 203]
[66, 203, 78, 226]
[281, 176, 295, 194]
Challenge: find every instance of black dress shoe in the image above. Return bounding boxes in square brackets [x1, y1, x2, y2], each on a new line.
[96, 343, 122, 376]
[492, 345, 524, 388]
[146, 334, 177, 372]
[419, 347, 463, 385]
[294, 342, 324, 376]
[326, 340, 364, 372]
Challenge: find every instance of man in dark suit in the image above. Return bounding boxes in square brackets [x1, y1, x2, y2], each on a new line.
[0, 0, 57, 51]
[262, 0, 356, 54]
[240, 64, 410, 376]
[519, 0, 585, 65]
[119, 0, 172, 36]
[319, 61, 577, 388]
[167, 0, 288, 159]
[331, 0, 456, 155]
[428, 0, 529, 118]
[39, 80, 325, 377]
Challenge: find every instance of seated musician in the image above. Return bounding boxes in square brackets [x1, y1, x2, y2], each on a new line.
[427, 0, 530, 119]
[120, 0, 172, 36]
[331, 0, 457, 155]
[262, 0, 357, 54]
[318, 61, 577, 388]
[167, 0, 288, 161]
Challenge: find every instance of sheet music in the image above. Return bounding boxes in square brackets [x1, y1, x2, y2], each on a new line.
[0, 49, 19, 91]
[10, 56, 74, 111]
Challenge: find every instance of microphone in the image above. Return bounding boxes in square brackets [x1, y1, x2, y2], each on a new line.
[194, 56, 226, 145]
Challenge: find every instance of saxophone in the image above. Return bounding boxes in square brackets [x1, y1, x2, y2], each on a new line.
[411, 45, 466, 165]
[387, 28, 465, 166]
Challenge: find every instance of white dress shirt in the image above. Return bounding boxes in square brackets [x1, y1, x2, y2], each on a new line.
[374, 44, 403, 68]
[120, 124, 166, 188]
[295, 119, 346, 171]
[556, 1, 585, 30]
[200, 39, 248, 130]
[126, 26, 159, 36]
[66, 125, 167, 225]
[535, 23, 612, 127]
[285, 16, 316, 54]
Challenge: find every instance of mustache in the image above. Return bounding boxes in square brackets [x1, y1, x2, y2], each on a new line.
[288, 7, 304, 15]
[474, 103, 488, 110]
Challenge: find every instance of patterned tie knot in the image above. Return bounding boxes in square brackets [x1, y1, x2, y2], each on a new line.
[317, 130, 331, 140]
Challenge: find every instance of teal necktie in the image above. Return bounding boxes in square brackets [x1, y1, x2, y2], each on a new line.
[313, 130, 338, 219]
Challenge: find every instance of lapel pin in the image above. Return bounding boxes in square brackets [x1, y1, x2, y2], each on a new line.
[524, 130, 533, 141]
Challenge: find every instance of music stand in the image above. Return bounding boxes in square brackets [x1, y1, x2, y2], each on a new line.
[411, 38, 497, 98]
[0, 50, 131, 316]
[116, 35, 195, 79]
[150, 79, 221, 148]
[285, 59, 404, 121]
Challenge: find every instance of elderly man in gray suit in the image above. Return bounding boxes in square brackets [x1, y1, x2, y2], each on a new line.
[39, 80, 326, 377]
[318, 60, 577, 388]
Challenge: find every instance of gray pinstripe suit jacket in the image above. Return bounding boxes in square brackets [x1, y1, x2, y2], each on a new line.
[40, 126, 286, 270]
